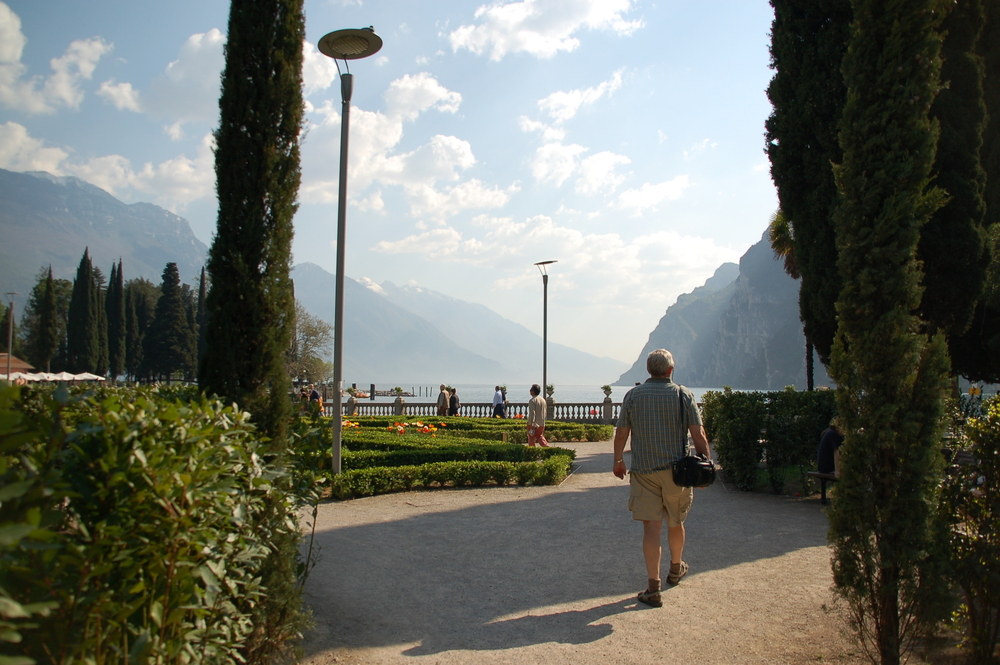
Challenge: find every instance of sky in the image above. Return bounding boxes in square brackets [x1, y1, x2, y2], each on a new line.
[0, 0, 779, 364]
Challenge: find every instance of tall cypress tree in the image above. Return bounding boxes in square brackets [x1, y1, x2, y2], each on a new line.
[200, 0, 303, 446]
[919, 0, 987, 342]
[124, 277, 158, 382]
[145, 263, 195, 382]
[828, 2, 950, 663]
[35, 268, 60, 372]
[196, 266, 207, 369]
[106, 260, 127, 380]
[66, 249, 100, 373]
[766, 0, 852, 367]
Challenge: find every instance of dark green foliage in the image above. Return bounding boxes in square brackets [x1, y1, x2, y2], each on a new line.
[701, 388, 836, 493]
[201, 0, 303, 447]
[920, 0, 988, 344]
[0, 302, 16, 357]
[196, 266, 207, 368]
[0, 384, 311, 664]
[106, 260, 126, 379]
[125, 277, 158, 381]
[329, 455, 574, 500]
[940, 397, 1000, 663]
[828, 2, 951, 663]
[765, 0, 852, 366]
[702, 389, 767, 491]
[144, 263, 196, 382]
[21, 267, 70, 373]
[65, 249, 101, 373]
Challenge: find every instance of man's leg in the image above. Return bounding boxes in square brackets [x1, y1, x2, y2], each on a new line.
[642, 520, 663, 581]
[667, 523, 685, 565]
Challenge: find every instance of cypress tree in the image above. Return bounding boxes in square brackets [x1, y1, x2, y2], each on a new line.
[124, 278, 158, 382]
[35, 268, 60, 372]
[196, 266, 207, 369]
[918, 0, 987, 342]
[145, 263, 195, 382]
[949, 0, 1000, 381]
[200, 0, 303, 446]
[66, 249, 100, 373]
[766, 0, 852, 367]
[106, 260, 127, 380]
[828, 2, 951, 663]
[0, 303, 14, 356]
[93, 266, 108, 376]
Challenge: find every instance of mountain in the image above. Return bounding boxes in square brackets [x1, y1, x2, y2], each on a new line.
[0, 169, 625, 385]
[291, 264, 628, 384]
[616, 233, 833, 390]
[0, 169, 209, 297]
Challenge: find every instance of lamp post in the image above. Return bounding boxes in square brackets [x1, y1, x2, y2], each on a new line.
[318, 27, 382, 475]
[533, 261, 557, 399]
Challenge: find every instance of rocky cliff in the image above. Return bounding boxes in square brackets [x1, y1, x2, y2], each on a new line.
[616, 233, 832, 390]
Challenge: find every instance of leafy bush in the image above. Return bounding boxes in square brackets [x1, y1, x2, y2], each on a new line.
[0, 385, 311, 664]
[702, 388, 835, 493]
[940, 396, 1000, 662]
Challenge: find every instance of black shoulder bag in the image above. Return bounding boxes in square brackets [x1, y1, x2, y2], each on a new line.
[671, 390, 716, 488]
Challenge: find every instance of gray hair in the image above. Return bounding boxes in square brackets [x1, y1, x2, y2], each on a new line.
[646, 349, 675, 377]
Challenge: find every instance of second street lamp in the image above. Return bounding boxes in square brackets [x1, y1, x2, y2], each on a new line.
[318, 27, 382, 475]
[534, 260, 557, 404]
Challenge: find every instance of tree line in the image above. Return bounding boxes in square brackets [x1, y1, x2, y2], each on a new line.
[3, 248, 331, 385]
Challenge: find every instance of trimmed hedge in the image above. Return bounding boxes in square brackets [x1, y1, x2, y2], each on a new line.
[329, 454, 574, 499]
[702, 387, 837, 492]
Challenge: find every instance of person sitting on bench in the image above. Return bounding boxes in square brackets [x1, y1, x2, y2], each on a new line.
[817, 418, 843, 476]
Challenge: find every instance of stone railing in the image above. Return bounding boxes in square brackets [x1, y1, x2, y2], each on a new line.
[322, 397, 621, 424]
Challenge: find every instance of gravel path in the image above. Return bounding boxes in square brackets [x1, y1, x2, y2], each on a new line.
[296, 441, 872, 665]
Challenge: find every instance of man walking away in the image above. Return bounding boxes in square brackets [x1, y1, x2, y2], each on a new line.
[612, 349, 712, 607]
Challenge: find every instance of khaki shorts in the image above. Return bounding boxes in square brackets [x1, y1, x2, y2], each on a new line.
[628, 469, 694, 526]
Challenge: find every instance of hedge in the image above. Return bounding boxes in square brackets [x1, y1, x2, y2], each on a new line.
[702, 387, 837, 492]
[329, 454, 575, 499]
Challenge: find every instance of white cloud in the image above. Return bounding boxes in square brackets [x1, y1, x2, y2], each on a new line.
[0, 4, 111, 114]
[617, 175, 692, 215]
[449, 0, 642, 61]
[145, 29, 225, 136]
[531, 142, 586, 187]
[384, 72, 461, 121]
[575, 150, 630, 195]
[0, 121, 69, 172]
[538, 68, 622, 123]
[374, 227, 487, 258]
[98, 79, 141, 112]
[301, 73, 505, 222]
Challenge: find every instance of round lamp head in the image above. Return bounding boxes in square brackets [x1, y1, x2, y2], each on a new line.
[318, 27, 383, 60]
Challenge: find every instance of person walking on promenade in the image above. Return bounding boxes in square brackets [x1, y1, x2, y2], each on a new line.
[612, 348, 712, 608]
[436, 384, 449, 416]
[526, 383, 550, 447]
[448, 388, 461, 416]
[492, 385, 506, 418]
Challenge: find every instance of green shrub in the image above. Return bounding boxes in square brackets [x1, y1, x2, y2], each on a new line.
[702, 388, 767, 491]
[940, 396, 1000, 662]
[0, 385, 310, 664]
[329, 454, 573, 499]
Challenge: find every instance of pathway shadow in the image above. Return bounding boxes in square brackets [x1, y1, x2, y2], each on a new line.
[299, 444, 832, 658]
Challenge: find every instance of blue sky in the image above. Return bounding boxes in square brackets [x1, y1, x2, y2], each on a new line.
[0, 0, 778, 364]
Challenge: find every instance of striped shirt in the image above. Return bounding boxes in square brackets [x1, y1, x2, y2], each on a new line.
[616, 377, 702, 474]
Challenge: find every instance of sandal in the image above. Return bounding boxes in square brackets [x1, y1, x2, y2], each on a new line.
[666, 561, 688, 586]
[637, 588, 662, 608]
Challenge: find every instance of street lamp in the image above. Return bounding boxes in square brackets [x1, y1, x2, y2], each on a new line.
[318, 27, 383, 475]
[534, 261, 557, 400]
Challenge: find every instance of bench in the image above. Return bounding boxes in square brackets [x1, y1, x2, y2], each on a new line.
[807, 471, 838, 505]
